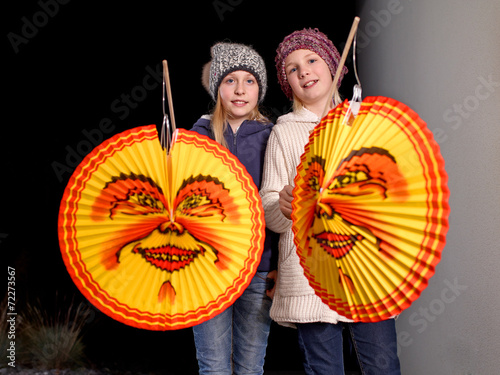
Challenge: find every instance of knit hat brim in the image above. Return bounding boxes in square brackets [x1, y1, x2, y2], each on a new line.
[202, 42, 268, 103]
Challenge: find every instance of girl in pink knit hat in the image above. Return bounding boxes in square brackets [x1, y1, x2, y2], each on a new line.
[260, 28, 401, 375]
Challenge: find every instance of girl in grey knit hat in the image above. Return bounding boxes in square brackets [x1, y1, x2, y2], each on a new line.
[190, 42, 278, 375]
[198, 42, 269, 148]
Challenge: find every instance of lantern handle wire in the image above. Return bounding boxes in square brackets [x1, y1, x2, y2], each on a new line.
[161, 60, 177, 153]
[322, 16, 360, 119]
[343, 29, 363, 125]
[353, 28, 362, 89]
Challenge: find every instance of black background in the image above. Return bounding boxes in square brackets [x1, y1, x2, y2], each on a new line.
[3, 1, 358, 373]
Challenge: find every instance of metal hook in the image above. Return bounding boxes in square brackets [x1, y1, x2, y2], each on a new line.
[352, 30, 362, 88]
[321, 17, 360, 118]
[161, 60, 177, 153]
[160, 75, 170, 150]
[343, 30, 363, 126]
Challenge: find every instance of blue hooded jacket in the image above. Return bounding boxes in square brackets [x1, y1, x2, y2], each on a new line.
[191, 116, 278, 272]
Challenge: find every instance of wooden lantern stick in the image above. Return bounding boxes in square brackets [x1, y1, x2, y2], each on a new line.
[321, 17, 361, 119]
[162, 60, 177, 133]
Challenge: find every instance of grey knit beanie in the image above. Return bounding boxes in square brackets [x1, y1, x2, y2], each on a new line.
[201, 42, 267, 103]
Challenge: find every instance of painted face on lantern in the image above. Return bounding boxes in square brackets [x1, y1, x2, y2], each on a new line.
[90, 173, 234, 303]
[305, 147, 408, 293]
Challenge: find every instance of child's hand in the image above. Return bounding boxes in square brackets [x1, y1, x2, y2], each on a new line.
[279, 185, 294, 219]
[265, 270, 277, 299]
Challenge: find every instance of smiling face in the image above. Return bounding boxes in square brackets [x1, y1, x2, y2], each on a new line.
[218, 70, 259, 128]
[60, 126, 267, 329]
[90, 172, 236, 303]
[295, 146, 409, 299]
[291, 96, 449, 321]
[284, 49, 333, 111]
[311, 147, 408, 262]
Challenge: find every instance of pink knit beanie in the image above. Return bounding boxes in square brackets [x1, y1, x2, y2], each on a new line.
[275, 28, 348, 100]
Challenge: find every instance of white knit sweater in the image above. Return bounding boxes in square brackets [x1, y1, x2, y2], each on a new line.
[260, 107, 353, 328]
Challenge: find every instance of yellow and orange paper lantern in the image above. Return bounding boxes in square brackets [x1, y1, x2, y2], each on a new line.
[292, 96, 449, 322]
[59, 126, 264, 330]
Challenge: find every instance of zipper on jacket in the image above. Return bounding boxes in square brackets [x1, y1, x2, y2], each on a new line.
[233, 125, 240, 146]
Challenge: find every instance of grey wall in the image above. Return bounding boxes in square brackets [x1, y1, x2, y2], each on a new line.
[355, 1, 500, 374]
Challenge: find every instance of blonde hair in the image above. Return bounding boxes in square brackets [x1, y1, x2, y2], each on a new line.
[292, 88, 343, 114]
[211, 91, 268, 148]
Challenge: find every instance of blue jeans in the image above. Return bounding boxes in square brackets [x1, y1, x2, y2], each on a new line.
[297, 320, 401, 375]
[193, 272, 273, 375]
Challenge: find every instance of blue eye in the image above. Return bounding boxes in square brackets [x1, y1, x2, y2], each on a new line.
[309, 59, 316, 64]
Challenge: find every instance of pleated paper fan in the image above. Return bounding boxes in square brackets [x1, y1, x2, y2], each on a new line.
[59, 125, 265, 330]
[292, 96, 449, 322]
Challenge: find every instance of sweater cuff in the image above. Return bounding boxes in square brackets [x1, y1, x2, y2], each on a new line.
[262, 193, 293, 234]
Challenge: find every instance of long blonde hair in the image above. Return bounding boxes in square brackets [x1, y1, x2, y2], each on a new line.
[211, 91, 268, 148]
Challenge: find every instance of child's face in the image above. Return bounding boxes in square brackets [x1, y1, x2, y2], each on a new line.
[285, 49, 333, 107]
[219, 70, 259, 126]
